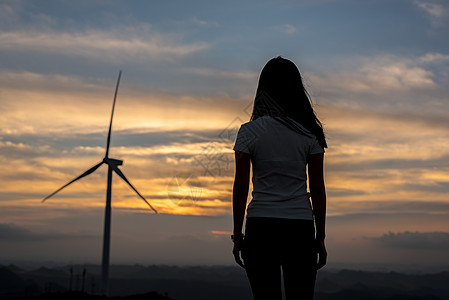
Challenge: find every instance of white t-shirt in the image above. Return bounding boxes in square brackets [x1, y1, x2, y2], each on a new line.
[233, 116, 324, 220]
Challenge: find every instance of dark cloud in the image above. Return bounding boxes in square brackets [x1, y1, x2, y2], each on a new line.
[369, 231, 449, 250]
[0, 223, 97, 242]
[402, 181, 449, 194]
[112, 129, 226, 148]
[327, 155, 449, 172]
[2, 129, 225, 155]
[0, 192, 45, 201]
[327, 188, 367, 197]
[329, 200, 449, 216]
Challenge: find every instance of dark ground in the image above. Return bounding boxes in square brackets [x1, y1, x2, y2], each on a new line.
[1, 264, 448, 300]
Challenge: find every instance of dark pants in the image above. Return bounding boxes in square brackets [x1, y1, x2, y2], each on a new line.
[242, 217, 317, 300]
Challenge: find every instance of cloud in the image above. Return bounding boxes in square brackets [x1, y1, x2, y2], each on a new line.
[415, 1, 444, 18]
[188, 16, 219, 27]
[310, 53, 446, 98]
[419, 52, 449, 64]
[328, 200, 449, 216]
[370, 231, 449, 250]
[0, 2, 15, 22]
[360, 61, 434, 89]
[0, 27, 210, 63]
[414, 0, 448, 26]
[179, 66, 257, 81]
[272, 24, 297, 35]
[0, 223, 96, 242]
[0, 69, 108, 94]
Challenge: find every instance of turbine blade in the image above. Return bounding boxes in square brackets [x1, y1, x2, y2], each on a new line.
[42, 162, 104, 203]
[111, 165, 158, 213]
[105, 70, 122, 158]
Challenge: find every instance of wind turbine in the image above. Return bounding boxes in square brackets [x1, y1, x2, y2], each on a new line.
[42, 71, 157, 295]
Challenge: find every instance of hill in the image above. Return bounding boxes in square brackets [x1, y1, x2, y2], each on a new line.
[1, 264, 448, 299]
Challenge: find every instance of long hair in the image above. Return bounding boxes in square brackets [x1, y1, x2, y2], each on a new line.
[251, 56, 327, 149]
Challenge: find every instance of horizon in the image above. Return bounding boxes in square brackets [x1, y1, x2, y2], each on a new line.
[2, 259, 449, 275]
[1, 0, 449, 273]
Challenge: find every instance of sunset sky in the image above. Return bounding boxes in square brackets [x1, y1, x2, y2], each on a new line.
[1, 0, 449, 271]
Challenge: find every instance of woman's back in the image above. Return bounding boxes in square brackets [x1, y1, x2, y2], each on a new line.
[234, 115, 324, 220]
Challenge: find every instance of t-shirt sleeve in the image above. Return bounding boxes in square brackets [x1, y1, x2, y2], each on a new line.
[309, 136, 325, 155]
[233, 124, 251, 154]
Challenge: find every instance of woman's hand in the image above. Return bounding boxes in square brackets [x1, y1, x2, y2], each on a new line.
[316, 239, 327, 269]
[232, 240, 245, 269]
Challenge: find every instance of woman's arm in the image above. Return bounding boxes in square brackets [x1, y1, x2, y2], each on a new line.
[232, 150, 250, 268]
[308, 153, 327, 269]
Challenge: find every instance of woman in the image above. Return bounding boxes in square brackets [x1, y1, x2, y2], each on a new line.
[232, 57, 327, 300]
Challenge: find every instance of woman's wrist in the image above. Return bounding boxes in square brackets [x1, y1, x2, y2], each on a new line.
[316, 234, 325, 241]
[231, 233, 244, 242]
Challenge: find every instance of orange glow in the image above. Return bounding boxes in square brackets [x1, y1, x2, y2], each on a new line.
[1, 66, 449, 224]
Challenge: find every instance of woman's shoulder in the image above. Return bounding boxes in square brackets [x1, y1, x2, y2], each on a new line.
[240, 116, 272, 130]
[242, 115, 270, 124]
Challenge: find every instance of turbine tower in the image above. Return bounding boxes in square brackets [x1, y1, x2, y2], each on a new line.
[42, 71, 157, 295]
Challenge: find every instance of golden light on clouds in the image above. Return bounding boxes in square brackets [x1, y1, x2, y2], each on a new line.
[2, 79, 449, 219]
[0, 70, 250, 136]
[0, 47, 448, 226]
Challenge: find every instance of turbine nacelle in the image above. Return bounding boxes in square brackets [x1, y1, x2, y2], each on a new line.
[103, 157, 123, 166]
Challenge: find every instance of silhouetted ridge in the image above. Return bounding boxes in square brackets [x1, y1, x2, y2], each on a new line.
[1, 264, 449, 300]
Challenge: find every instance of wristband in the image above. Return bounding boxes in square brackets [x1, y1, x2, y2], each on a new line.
[231, 234, 244, 242]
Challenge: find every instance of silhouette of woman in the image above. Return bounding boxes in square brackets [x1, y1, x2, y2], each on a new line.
[232, 57, 327, 300]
